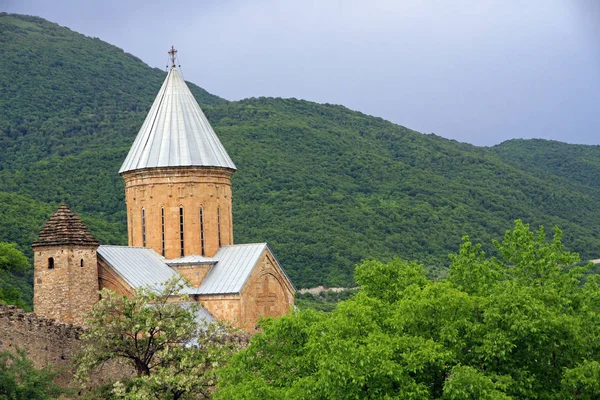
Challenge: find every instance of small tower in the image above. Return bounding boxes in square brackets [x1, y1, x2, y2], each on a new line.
[33, 204, 100, 325]
[119, 47, 236, 258]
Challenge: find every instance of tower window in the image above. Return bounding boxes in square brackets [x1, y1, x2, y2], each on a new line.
[179, 207, 185, 257]
[48, 257, 54, 269]
[161, 207, 165, 256]
[80, 259, 84, 268]
[217, 206, 221, 247]
[142, 208, 146, 247]
[199, 207, 205, 256]
[130, 209, 134, 244]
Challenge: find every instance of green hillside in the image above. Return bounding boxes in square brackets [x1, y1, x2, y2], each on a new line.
[1, 13, 599, 306]
[490, 139, 600, 189]
[0, 13, 222, 251]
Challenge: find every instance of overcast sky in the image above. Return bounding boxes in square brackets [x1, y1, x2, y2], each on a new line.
[3, 0, 599, 146]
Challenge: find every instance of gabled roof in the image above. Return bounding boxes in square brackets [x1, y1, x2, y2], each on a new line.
[33, 203, 99, 247]
[99, 243, 292, 296]
[194, 243, 269, 295]
[98, 245, 179, 290]
[119, 66, 236, 174]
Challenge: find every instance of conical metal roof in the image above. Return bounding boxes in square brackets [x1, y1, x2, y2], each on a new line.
[33, 203, 99, 247]
[119, 66, 236, 174]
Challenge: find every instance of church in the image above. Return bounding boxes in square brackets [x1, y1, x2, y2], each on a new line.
[31, 48, 295, 332]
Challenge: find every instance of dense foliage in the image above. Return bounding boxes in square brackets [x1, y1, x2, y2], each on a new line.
[0, 242, 32, 309]
[490, 139, 600, 189]
[216, 222, 600, 399]
[295, 290, 358, 312]
[77, 277, 247, 399]
[0, 348, 65, 399]
[1, 14, 600, 298]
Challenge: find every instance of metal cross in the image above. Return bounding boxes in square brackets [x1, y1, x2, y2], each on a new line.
[168, 46, 177, 68]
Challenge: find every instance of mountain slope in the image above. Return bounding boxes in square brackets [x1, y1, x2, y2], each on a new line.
[490, 139, 600, 189]
[1, 13, 599, 299]
[0, 13, 223, 242]
[210, 98, 600, 285]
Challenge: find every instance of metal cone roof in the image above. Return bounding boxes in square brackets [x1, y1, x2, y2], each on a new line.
[119, 67, 236, 173]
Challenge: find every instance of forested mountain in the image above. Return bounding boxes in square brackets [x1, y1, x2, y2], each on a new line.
[1, 13, 599, 307]
[490, 139, 600, 189]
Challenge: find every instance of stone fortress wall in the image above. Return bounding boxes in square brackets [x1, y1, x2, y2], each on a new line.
[0, 304, 128, 388]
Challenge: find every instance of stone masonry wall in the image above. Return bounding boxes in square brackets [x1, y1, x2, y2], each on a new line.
[172, 264, 213, 287]
[240, 250, 295, 331]
[199, 294, 243, 329]
[0, 304, 129, 388]
[122, 167, 234, 259]
[33, 245, 99, 326]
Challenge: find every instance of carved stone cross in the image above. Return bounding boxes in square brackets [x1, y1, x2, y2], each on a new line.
[255, 274, 278, 316]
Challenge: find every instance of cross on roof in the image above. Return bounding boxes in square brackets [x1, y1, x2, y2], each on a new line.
[168, 46, 177, 68]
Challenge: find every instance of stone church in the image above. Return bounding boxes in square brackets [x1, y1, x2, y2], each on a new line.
[32, 49, 295, 332]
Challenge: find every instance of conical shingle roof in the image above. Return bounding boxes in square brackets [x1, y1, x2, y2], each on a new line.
[33, 204, 99, 247]
[119, 66, 236, 174]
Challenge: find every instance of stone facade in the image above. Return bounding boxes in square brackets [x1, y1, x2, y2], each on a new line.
[32, 205, 295, 332]
[32, 204, 100, 326]
[239, 250, 294, 330]
[122, 166, 234, 259]
[171, 264, 213, 287]
[199, 293, 243, 327]
[195, 250, 295, 332]
[33, 245, 99, 326]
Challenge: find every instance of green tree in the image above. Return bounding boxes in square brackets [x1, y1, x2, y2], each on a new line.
[0, 242, 29, 274]
[76, 277, 247, 399]
[0, 348, 65, 399]
[0, 242, 31, 309]
[216, 221, 600, 399]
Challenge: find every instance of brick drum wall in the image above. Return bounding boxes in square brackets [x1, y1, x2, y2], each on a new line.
[122, 167, 234, 259]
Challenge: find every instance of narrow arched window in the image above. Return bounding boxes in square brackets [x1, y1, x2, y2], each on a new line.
[217, 206, 221, 247]
[129, 209, 134, 244]
[179, 207, 185, 257]
[161, 207, 165, 256]
[80, 259, 84, 268]
[141, 208, 146, 247]
[199, 207, 205, 256]
[48, 257, 54, 269]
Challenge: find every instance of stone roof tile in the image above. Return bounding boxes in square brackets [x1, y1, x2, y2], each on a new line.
[33, 204, 99, 247]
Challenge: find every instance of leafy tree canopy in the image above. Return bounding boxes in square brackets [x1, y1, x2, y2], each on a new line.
[0, 348, 65, 399]
[77, 277, 248, 399]
[0, 242, 31, 309]
[217, 221, 600, 399]
[0, 242, 29, 274]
